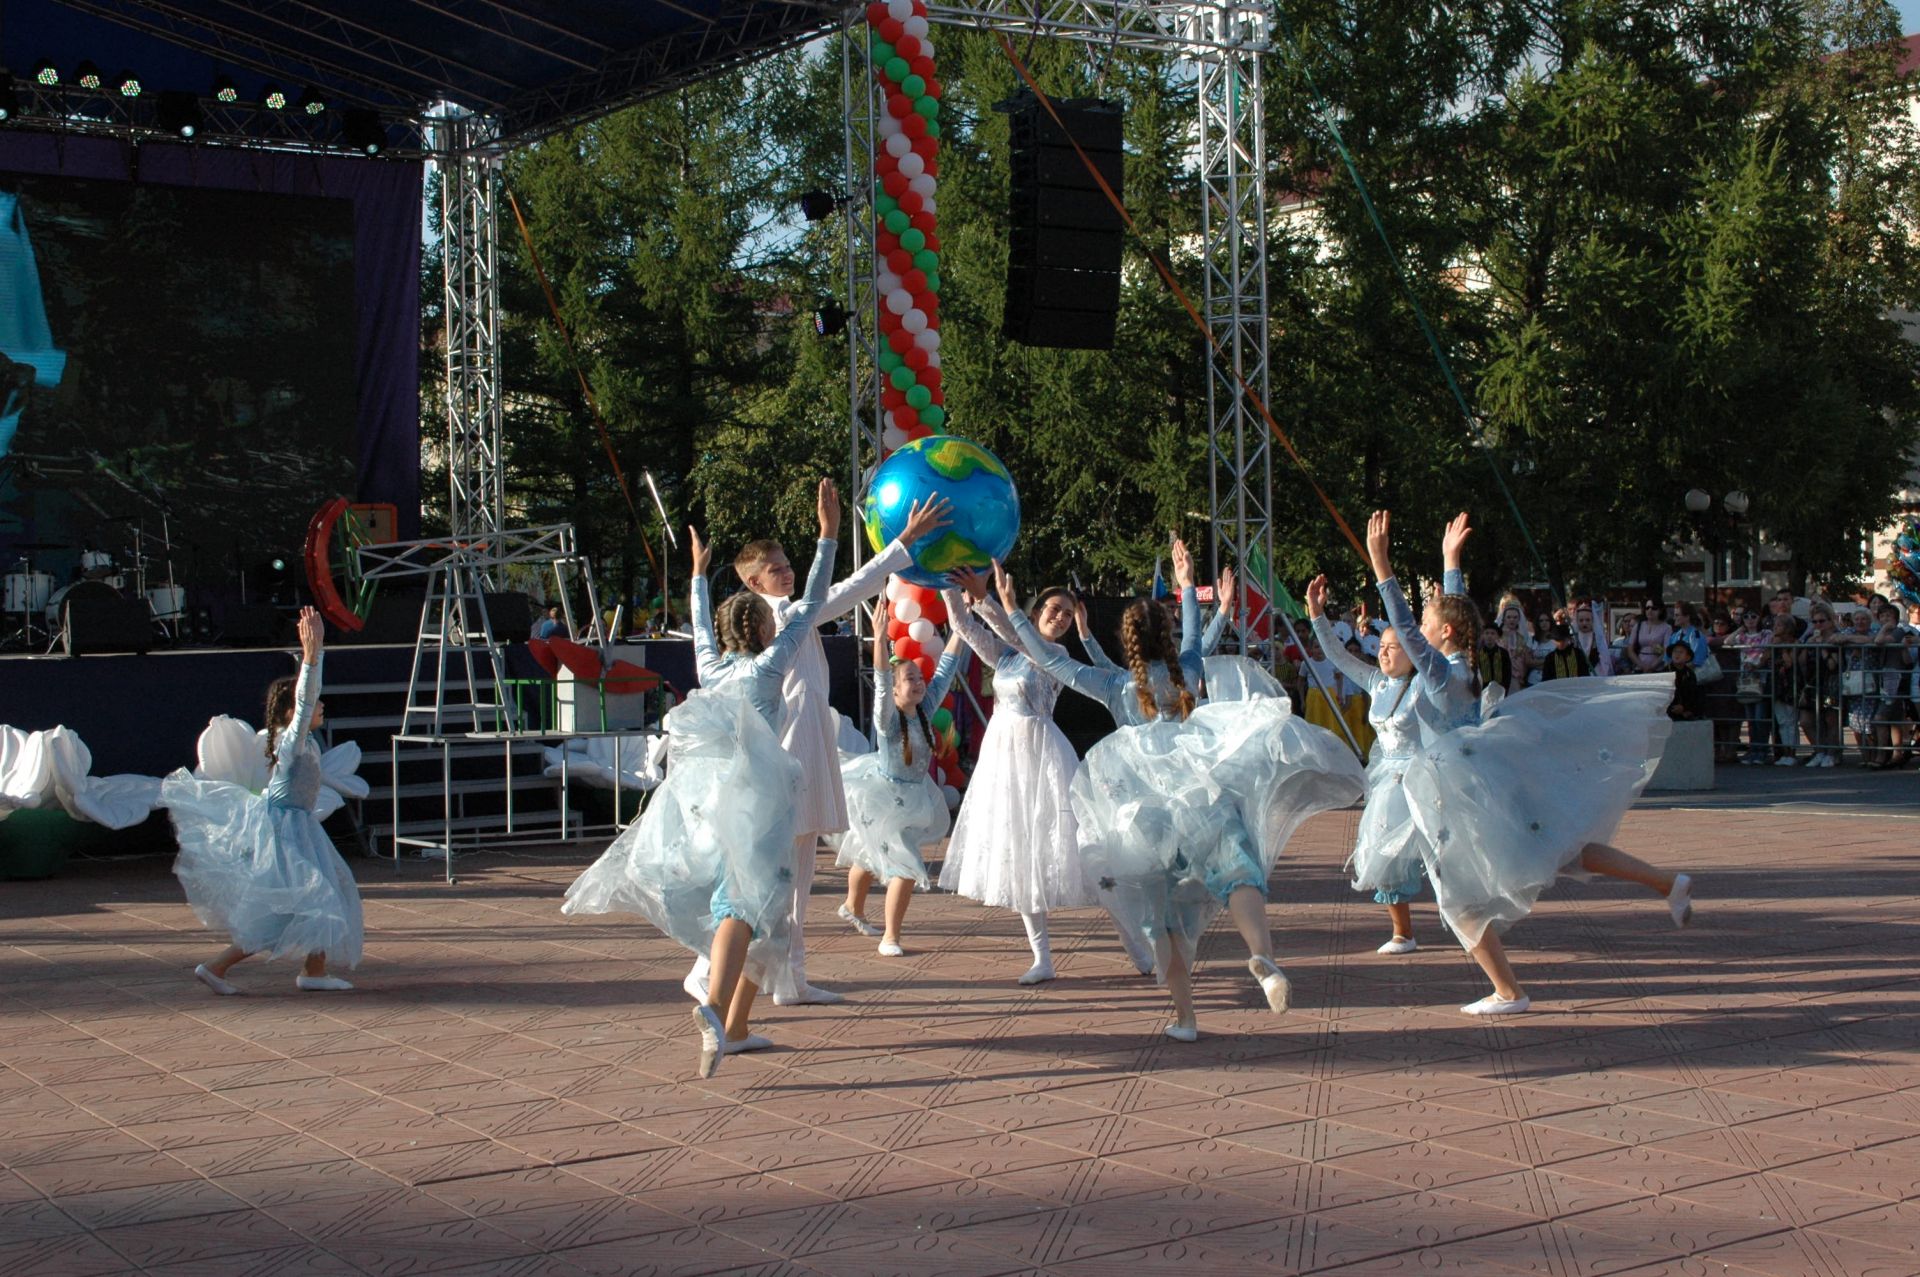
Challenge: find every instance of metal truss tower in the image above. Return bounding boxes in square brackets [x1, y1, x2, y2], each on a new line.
[841, 1, 1274, 636]
[431, 109, 506, 543]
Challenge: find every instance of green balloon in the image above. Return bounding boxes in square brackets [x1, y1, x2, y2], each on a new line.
[922, 404, 947, 427]
[931, 708, 953, 731]
[902, 75, 926, 99]
[915, 96, 939, 119]
[883, 209, 910, 235]
[875, 192, 899, 217]
[926, 272, 941, 293]
[913, 249, 940, 273]
[905, 383, 932, 409]
[871, 39, 894, 63]
[885, 56, 910, 82]
[925, 119, 941, 140]
[899, 227, 926, 252]
[878, 349, 903, 373]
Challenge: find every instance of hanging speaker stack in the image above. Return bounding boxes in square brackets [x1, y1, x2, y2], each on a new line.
[1002, 92, 1125, 350]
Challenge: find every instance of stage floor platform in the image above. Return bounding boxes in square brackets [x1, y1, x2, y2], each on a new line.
[2, 787, 1917, 1277]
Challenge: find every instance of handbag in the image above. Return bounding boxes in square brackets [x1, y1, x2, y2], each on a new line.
[1735, 672, 1764, 703]
[1841, 669, 1870, 697]
[1694, 648, 1724, 685]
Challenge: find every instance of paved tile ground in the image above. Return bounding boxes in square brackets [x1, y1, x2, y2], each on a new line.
[3, 786, 1919, 1277]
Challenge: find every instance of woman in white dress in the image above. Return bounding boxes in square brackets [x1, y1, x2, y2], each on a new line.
[162, 607, 362, 996]
[563, 480, 838, 1077]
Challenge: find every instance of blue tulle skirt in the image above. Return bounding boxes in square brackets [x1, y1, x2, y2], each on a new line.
[833, 752, 946, 890]
[1072, 698, 1365, 979]
[1403, 675, 1674, 949]
[561, 686, 800, 985]
[161, 773, 364, 965]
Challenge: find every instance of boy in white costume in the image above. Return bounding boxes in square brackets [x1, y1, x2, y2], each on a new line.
[685, 494, 952, 1009]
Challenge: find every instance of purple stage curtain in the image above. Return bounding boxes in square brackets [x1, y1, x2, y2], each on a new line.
[0, 133, 423, 536]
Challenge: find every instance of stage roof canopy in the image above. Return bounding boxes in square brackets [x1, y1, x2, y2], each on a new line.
[5, 0, 848, 146]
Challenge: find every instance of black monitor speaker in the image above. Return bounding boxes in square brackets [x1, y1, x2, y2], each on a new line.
[62, 587, 153, 656]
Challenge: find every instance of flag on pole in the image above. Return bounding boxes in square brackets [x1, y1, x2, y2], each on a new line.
[1150, 557, 1168, 599]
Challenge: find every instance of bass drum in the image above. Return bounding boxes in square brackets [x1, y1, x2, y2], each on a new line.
[45, 579, 121, 628]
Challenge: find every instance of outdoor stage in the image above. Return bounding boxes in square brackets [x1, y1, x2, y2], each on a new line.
[1, 788, 1915, 1277]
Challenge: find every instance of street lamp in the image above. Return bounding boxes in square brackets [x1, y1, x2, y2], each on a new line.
[1687, 490, 1751, 602]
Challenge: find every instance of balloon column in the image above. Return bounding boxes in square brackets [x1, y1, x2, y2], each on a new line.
[1891, 517, 1920, 609]
[868, 0, 967, 804]
[868, 0, 945, 452]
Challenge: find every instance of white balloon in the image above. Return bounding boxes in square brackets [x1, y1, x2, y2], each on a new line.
[886, 575, 908, 601]
[921, 195, 936, 216]
[884, 133, 912, 158]
[914, 327, 941, 350]
[887, 0, 914, 20]
[908, 174, 937, 199]
[877, 112, 903, 138]
[894, 595, 922, 623]
[882, 423, 908, 450]
[902, 308, 928, 333]
[909, 618, 939, 648]
[886, 288, 912, 315]
[925, 351, 941, 368]
[878, 270, 903, 295]
[897, 152, 925, 179]
[903, 15, 930, 37]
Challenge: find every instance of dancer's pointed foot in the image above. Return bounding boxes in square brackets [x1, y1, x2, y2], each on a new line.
[1247, 955, 1291, 1013]
[877, 940, 905, 957]
[1018, 959, 1055, 986]
[723, 1033, 774, 1054]
[194, 964, 241, 996]
[1163, 1023, 1199, 1042]
[693, 1005, 725, 1079]
[1376, 935, 1418, 955]
[837, 904, 881, 937]
[1667, 873, 1694, 928]
[682, 968, 709, 1003]
[772, 983, 844, 1006]
[1461, 993, 1530, 1016]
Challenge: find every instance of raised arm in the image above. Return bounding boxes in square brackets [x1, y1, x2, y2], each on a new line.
[1305, 576, 1381, 691]
[1074, 595, 1122, 672]
[1202, 605, 1231, 657]
[941, 580, 1011, 670]
[809, 493, 953, 625]
[925, 636, 968, 709]
[869, 604, 899, 744]
[758, 537, 838, 679]
[1008, 606, 1127, 708]
[1368, 512, 1459, 690]
[688, 528, 727, 685]
[1441, 511, 1470, 597]
[279, 608, 325, 760]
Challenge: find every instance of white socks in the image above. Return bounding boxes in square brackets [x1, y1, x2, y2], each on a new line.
[1019, 912, 1055, 984]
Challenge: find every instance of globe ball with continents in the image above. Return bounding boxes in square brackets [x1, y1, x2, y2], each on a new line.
[861, 436, 1021, 588]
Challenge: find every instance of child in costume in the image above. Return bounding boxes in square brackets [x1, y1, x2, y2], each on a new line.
[163, 607, 362, 996]
[1010, 546, 1364, 1041]
[836, 606, 968, 956]
[1329, 511, 1692, 1016]
[564, 480, 838, 1077]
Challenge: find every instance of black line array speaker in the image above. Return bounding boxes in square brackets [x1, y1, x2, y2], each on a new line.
[1003, 93, 1125, 350]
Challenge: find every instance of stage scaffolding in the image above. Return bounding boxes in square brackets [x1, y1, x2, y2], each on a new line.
[837, 0, 1276, 642]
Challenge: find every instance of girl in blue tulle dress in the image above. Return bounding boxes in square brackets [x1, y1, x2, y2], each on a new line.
[162, 607, 363, 996]
[1319, 512, 1693, 1017]
[835, 609, 968, 957]
[1003, 544, 1365, 1043]
[563, 480, 839, 1078]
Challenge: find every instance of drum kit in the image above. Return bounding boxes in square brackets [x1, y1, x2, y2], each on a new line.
[3, 511, 189, 651]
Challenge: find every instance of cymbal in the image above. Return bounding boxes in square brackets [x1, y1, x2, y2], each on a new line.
[8, 541, 71, 550]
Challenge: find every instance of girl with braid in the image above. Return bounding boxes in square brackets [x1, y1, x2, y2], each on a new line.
[564, 479, 839, 1078]
[835, 603, 969, 956]
[1318, 511, 1690, 1017]
[1004, 544, 1364, 1042]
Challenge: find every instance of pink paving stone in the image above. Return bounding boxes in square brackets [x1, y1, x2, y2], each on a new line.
[2, 795, 1916, 1274]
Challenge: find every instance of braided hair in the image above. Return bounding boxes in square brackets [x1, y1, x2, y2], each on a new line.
[262, 675, 298, 767]
[714, 592, 771, 656]
[1119, 597, 1195, 722]
[890, 659, 935, 769]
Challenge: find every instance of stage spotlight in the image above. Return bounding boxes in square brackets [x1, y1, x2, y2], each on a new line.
[157, 91, 202, 139]
[115, 69, 141, 98]
[212, 74, 239, 103]
[261, 83, 287, 110]
[75, 61, 103, 91]
[0, 80, 20, 123]
[341, 109, 384, 155]
[33, 58, 59, 87]
[297, 86, 325, 116]
[812, 300, 848, 337]
[798, 190, 843, 222]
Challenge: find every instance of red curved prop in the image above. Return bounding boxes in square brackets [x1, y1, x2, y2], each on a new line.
[304, 498, 364, 632]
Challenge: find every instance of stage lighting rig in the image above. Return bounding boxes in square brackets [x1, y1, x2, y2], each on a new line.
[261, 83, 287, 110]
[157, 91, 202, 139]
[75, 61, 103, 91]
[812, 300, 848, 337]
[115, 69, 141, 98]
[212, 74, 239, 104]
[33, 58, 59, 87]
[341, 109, 384, 155]
[297, 87, 325, 116]
[797, 190, 845, 222]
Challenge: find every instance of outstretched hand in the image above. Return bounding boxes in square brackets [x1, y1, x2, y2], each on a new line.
[948, 566, 989, 604]
[1305, 574, 1330, 619]
[297, 606, 324, 661]
[992, 560, 1020, 614]
[1170, 536, 1194, 590]
[901, 495, 954, 545]
[1442, 511, 1472, 568]
[1217, 564, 1236, 611]
[1073, 593, 1091, 637]
[689, 526, 711, 577]
[1366, 511, 1393, 583]
[817, 478, 841, 540]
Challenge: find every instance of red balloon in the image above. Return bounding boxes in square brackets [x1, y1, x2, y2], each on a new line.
[911, 0, 928, 16]
[903, 268, 929, 292]
[886, 93, 912, 119]
[881, 170, 908, 198]
[875, 150, 898, 176]
[922, 366, 943, 389]
[924, 154, 940, 177]
[910, 135, 938, 160]
[916, 655, 936, 678]
[884, 328, 911, 354]
[877, 307, 901, 333]
[930, 388, 945, 405]
[915, 292, 937, 317]
[923, 231, 941, 252]
[904, 346, 929, 371]
[884, 247, 912, 275]
[878, 17, 904, 42]
[896, 190, 924, 216]
[867, 3, 888, 24]
[909, 56, 935, 81]
[887, 619, 908, 640]
[894, 34, 920, 58]
[893, 637, 920, 661]
[903, 112, 928, 139]
[881, 386, 906, 410]
[925, 313, 941, 332]
[908, 211, 937, 236]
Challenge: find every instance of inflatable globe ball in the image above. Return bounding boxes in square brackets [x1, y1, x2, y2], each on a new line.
[861, 436, 1020, 589]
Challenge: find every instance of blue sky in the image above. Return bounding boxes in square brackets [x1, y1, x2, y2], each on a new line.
[1899, 1, 1920, 34]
